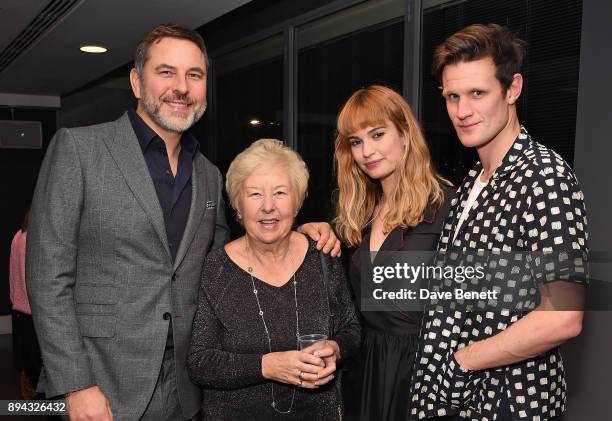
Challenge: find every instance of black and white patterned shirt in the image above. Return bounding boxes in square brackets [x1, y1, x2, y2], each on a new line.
[410, 127, 589, 420]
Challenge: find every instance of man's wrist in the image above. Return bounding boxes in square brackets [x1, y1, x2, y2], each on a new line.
[64, 385, 96, 398]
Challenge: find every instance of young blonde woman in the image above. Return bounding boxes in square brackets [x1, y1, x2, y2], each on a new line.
[334, 85, 455, 421]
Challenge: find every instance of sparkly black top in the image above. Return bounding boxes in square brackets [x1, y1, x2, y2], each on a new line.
[188, 238, 361, 420]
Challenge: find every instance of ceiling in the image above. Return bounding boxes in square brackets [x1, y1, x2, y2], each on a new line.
[0, 0, 251, 97]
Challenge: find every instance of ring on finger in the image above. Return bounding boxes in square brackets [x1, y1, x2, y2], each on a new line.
[299, 371, 304, 380]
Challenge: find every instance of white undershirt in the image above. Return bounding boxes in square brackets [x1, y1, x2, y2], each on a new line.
[452, 170, 488, 243]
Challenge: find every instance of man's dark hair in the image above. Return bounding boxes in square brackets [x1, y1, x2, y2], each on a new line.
[134, 24, 208, 75]
[432, 23, 527, 92]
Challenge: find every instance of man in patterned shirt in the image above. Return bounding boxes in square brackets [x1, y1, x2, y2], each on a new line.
[410, 24, 588, 420]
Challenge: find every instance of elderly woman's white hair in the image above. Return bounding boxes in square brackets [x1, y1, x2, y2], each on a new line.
[226, 139, 309, 216]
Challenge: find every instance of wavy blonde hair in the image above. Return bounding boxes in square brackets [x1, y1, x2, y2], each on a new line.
[334, 85, 448, 246]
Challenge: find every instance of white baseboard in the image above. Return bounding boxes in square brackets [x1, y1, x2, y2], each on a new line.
[0, 315, 12, 335]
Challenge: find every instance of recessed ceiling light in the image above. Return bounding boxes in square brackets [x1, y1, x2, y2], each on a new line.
[80, 45, 108, 53]
[249, 119, 261, 126]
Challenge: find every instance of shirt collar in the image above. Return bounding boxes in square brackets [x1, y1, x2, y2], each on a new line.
[458, 126, 532, 196]
[127, 108, 200, 158]
[491, 125, 532, 180]
[180, 130, 200, 158]
[466, 125, 532, 185]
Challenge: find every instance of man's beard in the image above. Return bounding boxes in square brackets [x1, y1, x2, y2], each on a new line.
[140, 82, 206, 133]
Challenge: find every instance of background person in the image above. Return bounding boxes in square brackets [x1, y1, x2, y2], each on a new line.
[333, 85, 455, 421]
[188, 139, 360, 420]
[9, 210, 42, 399]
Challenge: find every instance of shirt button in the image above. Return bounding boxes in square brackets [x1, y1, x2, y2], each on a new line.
[163, 312, 171, 320]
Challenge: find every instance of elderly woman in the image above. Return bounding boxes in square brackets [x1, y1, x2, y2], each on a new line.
[188, 139, 360, 420]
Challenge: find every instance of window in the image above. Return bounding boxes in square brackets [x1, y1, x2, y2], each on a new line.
[204, 0, 582, 225]
[212, 34, 284, 175]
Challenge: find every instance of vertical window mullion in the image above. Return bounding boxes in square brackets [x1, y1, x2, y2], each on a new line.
[404, 0, 423, 119]
[284, 24, 297, 149]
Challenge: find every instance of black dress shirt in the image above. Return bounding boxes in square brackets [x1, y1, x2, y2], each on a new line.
[128, 109, 199, 262]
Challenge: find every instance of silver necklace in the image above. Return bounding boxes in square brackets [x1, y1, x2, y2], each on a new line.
[246, 239, 300, 414]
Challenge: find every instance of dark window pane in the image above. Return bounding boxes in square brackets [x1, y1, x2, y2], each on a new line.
[211, 35, 284, 237]
[297, 19, 404, 223]
[213, 35, 284, 175]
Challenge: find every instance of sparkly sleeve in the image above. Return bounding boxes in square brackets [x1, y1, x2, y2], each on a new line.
[187, 253, 265, 389]
[328, 256, 361, 361]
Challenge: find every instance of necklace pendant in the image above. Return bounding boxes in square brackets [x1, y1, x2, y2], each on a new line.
[246, 245, 297, 415]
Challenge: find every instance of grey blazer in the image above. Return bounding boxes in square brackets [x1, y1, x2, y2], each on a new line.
[26, 112, 230, 420]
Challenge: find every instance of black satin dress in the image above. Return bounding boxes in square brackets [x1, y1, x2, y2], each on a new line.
[344, 187, 455, 421]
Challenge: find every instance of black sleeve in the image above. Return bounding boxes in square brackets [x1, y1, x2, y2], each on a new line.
[327, 255, 361, 361]
[187, 254, 265, 389]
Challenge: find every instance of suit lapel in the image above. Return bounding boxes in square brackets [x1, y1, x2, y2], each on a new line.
[103, 113, 172, 260]
[173, 155, 208, 270]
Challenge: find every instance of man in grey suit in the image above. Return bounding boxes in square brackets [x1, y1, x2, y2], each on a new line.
[27, 24, 339, 421]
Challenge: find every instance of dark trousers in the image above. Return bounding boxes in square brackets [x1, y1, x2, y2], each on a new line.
[11, 310, 42, 388]
[140, 347, 198, 421]
[140, 347, 181, 421]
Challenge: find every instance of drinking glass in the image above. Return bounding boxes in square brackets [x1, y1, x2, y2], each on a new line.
[298, 333, 327, 351]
